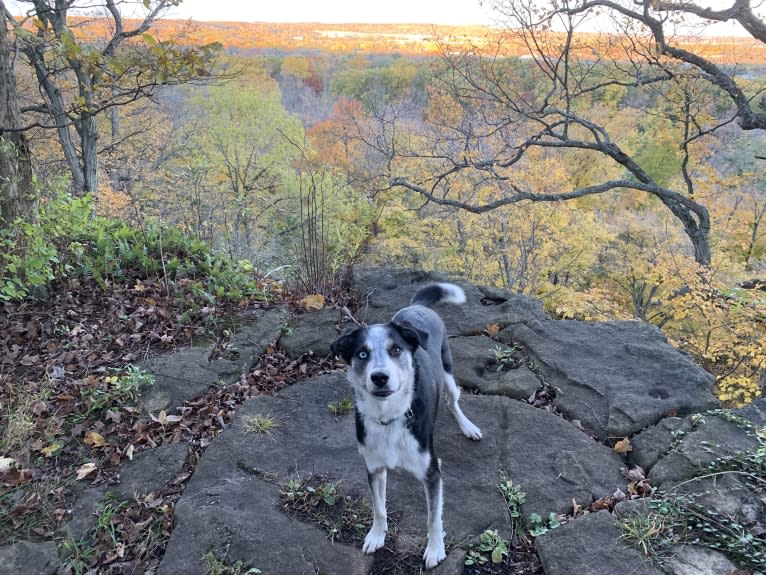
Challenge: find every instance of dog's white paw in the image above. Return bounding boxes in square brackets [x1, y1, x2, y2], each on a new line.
[423, 541, 446, 569]
[460, 419, 483, 441]
[362, 526, 386, 554]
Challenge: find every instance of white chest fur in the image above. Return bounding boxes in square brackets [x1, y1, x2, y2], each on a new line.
[359, 420, 430, 481]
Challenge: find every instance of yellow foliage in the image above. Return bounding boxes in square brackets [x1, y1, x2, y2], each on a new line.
[96, 186, 132, 218]
[716, 375, 761, 408]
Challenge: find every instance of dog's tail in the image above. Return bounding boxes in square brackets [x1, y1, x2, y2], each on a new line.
[411, 283, 466, 308]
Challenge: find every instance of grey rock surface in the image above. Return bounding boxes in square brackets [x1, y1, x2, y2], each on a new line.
[111, 442, 188, 500]
[648, 412, 761, 486]
[535, 510, 664, 575]
[140, 346, 222, 414]
[140, 307, 288, 413]
[737, 396, 766, 426]
[451, 336, 541, 400]
[0, 540, 58, 575]
[629, 417, 692, 472]
[352, 268, 548, 334]
[280, 306, 340, 359]
[510, 319, 718, 439]
[664, 545, 739, 575]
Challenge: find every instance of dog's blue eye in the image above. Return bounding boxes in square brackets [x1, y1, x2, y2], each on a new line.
[357, 350, 368, 360]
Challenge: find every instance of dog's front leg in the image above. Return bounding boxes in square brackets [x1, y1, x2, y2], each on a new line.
[363, 468, 388, 554]
[423, 460, 446, 568]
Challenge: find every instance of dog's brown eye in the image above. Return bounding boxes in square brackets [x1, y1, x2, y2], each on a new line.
[390, 346, 402, 357]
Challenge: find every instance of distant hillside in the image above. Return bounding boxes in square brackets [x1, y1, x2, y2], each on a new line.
[60, 17, 766, 62]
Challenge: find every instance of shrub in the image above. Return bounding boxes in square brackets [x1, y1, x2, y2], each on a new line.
[0, 192, 267, 303]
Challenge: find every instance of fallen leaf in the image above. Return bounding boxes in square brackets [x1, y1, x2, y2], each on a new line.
[144, 493, 164, 508]
[621, 466, 646, 482]
[41, 441, 64, 457]
[299, 294, 325, 311]
[0, 457, 16, 473]
[84, 431, 107, 448]
[150, 410, 183, 426]
[485, 323, 500, 336]
[572, 497, 582, 517]
[613, 437, 632, 454]
[125, 444, 135, 461]
[76, 462, 97, 480]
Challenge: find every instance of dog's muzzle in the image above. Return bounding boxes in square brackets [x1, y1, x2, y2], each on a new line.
[370, 371, 393, 398]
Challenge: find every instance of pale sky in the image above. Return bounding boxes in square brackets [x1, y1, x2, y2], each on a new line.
[164, 0, 492, 25]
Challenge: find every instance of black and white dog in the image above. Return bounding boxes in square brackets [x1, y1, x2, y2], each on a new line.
[331, 283, 482, 568]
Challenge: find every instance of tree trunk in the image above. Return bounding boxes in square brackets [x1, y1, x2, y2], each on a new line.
[0, 3, 36, 227]
[79, 113, 99, 195]
[29, 54, 86, 192]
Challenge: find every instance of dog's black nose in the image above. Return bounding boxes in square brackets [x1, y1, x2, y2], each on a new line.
[371, 372, 389, 387]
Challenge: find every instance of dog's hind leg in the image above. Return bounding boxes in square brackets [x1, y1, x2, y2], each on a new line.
[444, 372, 482, 440]
[363, 468, 388, 554]
[422, 458, 446, 568]
[441, 338, 482, 440]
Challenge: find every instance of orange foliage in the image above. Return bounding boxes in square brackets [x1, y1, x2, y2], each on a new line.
[45, 18, 766, 63]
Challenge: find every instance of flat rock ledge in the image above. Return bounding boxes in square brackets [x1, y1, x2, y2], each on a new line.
[9, 269, 765, 575]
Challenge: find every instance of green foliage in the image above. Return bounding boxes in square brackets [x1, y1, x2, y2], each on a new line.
[244, 415, 279, 437]
[0, 192, 267, 304]
[279, 475, 371, 543]
[465, 529, 509, 565]
[328, 397, 354, 416]
[491, 346, 521, 372]
[498, 479, 526, 518]
[622, 432, 766, 571]
[280, 478, 337, 508]
[80, 365, 154, 419]
[528, 512, 560, 537]
[58, 500, 127, 575]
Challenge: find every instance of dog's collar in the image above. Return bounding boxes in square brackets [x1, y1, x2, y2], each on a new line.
[378, 408, 413, 426]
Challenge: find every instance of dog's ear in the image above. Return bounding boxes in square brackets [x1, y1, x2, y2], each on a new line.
[331, 329, 361, 363]
[391, 321, 429, 351]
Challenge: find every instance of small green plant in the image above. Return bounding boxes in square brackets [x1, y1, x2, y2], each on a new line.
[202, 550, 261, 575]
[491, 345, 520, 371]
[278, 475, 371, 544]
[280, 322, 294, 336]
[464, 549, 488, 566]
[57, 499, 127, 575]
[498, 479, 526, 518]
[281, 477, 337, 508]
[622, 487, 766, 572]
[528, 512, 560, 537]
[312, 482, 338, 507]
[244, 415, 279, 437]
[621, 506, 675, 557]
[328, 397, 354, 416]
[465, 529, 509, 565]
[80, 365, 154, 418]
[60, 537, 99, 575]
[95, 500, 126, 547]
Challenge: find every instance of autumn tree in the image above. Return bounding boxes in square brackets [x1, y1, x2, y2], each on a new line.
[555, 0, 766, 131]
[5, 0, 224, 196]
[347, 2, 757, 268]
[0, 0, 34, 227]
[164, 79, 304, 261]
